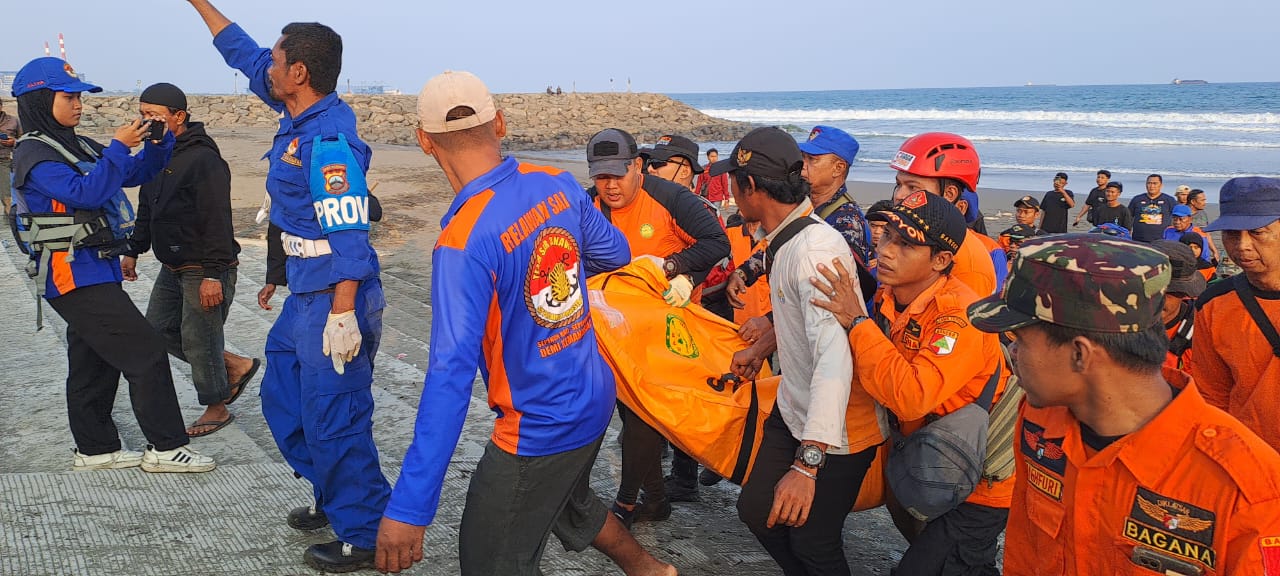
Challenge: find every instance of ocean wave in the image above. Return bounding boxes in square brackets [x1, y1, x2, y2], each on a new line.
[855, 157, 1280, 180]
[700, 108, 1280, 129]
[851, 131, 1280, 149]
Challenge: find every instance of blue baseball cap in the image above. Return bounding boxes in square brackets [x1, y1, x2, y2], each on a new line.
[1171, 204, 1193, 217]
[12, 57, 102, 97]
[797, 125, 860, 165]
[1205, 177, 1280, 231]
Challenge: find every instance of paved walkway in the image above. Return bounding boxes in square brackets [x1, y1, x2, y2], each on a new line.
[0, 237, 908, 575]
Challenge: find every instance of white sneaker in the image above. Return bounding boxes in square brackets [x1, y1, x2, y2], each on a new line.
[141, 445, 216, 473]
[72, 448, 143, 470]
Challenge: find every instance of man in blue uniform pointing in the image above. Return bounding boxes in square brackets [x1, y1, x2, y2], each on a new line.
[184, 1, 389, 572]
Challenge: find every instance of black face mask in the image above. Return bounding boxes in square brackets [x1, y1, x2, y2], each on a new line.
[16, 89, 94, 164]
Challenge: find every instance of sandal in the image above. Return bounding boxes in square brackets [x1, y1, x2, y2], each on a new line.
[187, 413, 236, 438]
[225, 358, 261, 405]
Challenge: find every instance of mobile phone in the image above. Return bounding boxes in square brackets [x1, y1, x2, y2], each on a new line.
[1130, 546, 1203, 576]
[144, 119, 166, 141]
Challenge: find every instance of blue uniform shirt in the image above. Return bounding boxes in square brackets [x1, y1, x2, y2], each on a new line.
[384, 158, 630, 526]
[18, 137, 172, 298]
[214, 23, 377, 293]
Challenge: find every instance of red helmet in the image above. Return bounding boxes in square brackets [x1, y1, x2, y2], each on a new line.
[890, 132, 981, 193]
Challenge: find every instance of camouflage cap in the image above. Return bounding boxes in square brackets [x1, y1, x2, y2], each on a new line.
[968, 233, 1171, 333]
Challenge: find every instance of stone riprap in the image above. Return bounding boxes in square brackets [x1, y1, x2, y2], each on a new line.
[77, 93, 751, 150]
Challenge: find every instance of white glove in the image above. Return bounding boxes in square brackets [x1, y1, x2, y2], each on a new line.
[663, 274, 694, 307]
[255, 193, 271, 224]
[322, 310, 362, 375]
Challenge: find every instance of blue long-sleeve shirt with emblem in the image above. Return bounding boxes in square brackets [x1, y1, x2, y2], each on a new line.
[17, 137, 172, 298]
[213, 23, 377, 292]
[384, 158, 630, 527]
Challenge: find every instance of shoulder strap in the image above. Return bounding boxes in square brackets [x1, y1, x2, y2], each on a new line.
[17, 132, 98, 174]
[1167, 304, 1195, 356]
[976, 363, 1001, 412]
[816, 192, 852, 220]
[1235, 274, 1280, 358]
[764, 216, 819, 275]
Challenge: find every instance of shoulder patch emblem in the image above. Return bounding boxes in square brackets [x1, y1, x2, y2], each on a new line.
[927, 329, 957, 356]
[664, 314, 699, 359]
[525, 227, 584, 329]
[1261, 536, 1280, 575]
[935, 315, 969, 328]
[322, 164, 349, 194]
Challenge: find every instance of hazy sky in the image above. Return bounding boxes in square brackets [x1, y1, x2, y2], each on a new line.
[4, 0, 1276, 95]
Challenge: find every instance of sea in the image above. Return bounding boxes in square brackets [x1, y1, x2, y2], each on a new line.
[667, 82, 1280, 202]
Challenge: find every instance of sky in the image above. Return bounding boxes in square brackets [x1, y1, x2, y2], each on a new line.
[3, 0, 1277, 95]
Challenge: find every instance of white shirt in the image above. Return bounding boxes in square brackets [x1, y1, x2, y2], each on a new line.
[762, 200, 879, 454]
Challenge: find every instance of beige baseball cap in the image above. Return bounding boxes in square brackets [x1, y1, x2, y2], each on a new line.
[417, 70, 497, 133]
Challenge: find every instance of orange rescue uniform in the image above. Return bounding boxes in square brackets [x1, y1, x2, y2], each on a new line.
[1004, 370, 1280, 575]
[1193, 278, 1280, 450]
[849, 274, 1014, 509]
[954, 229, 1000, 297]
[727, 223, 771, 325]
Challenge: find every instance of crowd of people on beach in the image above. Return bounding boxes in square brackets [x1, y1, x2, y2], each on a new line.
[5, 2, 1280, 575]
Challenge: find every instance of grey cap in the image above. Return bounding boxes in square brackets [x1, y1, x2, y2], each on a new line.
[587, 128, 639, 178]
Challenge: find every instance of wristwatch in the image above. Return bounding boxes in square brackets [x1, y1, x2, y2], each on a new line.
[663, 258, 679, 278]
[846, 315, 870, 335]
[795, 444, 827, 469]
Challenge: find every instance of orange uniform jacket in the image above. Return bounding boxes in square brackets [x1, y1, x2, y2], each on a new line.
[954, 229, 1000, 297]
[727, 223, 771, 325]
[1193, 278, 1280, 451]
[591, 174, 729, 287]
[849, 274, 1014, 509]
[1004, 371, 1280, 575]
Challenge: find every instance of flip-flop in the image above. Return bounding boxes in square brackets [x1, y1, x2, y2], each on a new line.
[225, 358, 261, 405]
[187, 413, 236, 438]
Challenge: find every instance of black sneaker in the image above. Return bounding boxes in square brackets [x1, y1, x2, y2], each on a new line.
[610, 501, 636, 529]
[664, 474, 701, 502]
[632, 496, 672, 523]
[303, 540, 374, 573]
[699, 468, 725, 487]
[287, 504, 329, 531]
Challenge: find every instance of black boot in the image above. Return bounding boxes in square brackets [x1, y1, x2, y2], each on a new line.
[699, 467, 725, 486]
[287, 503, 329, 531]
[664, 451, 700, 502]
[632, 495, 672, 524]
[303, 540, 375, 573]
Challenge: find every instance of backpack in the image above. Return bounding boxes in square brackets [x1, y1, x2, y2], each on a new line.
[981, 344, 1024, 483]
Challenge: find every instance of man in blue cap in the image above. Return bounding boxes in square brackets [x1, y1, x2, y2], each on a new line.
[798, 125, 872, 267]
[1193, 177, 1280, 453]
[1162, 203, 1216, 265]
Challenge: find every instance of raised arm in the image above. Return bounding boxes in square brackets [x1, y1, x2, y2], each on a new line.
[185, 0, 232, 38]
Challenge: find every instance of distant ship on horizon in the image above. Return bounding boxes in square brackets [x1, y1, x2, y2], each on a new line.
[1172, 78, 1209, 85]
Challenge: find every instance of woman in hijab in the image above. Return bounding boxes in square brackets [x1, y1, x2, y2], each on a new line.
[10, 57, 215, 473]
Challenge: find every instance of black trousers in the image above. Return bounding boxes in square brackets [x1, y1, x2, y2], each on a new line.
[615, 404, 666, 504]
[49, 282, 188, 453]
[892, 502, 1008, 576]
[737, 410, 877, 576]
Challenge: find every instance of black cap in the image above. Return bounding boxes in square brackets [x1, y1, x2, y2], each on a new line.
[1004, 223, 1043, 242]
[707, 127, 802, 181]
[868, 190, 968, 254]
[648, 135, 704, 174]
[587, 128, 639, 178]
[139, 82, 188, 111]
[1106, 181, 1123, 192]
[1150, 240, 1207, 297]
[1014, 195, 1040, 209]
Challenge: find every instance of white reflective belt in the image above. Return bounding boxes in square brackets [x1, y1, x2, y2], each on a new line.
[281, 232, 332, 258]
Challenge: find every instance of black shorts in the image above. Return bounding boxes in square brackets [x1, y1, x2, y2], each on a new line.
[458, 435, 609, 575]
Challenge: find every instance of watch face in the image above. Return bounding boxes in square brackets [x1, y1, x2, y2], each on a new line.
[802, 446, 824, 466]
